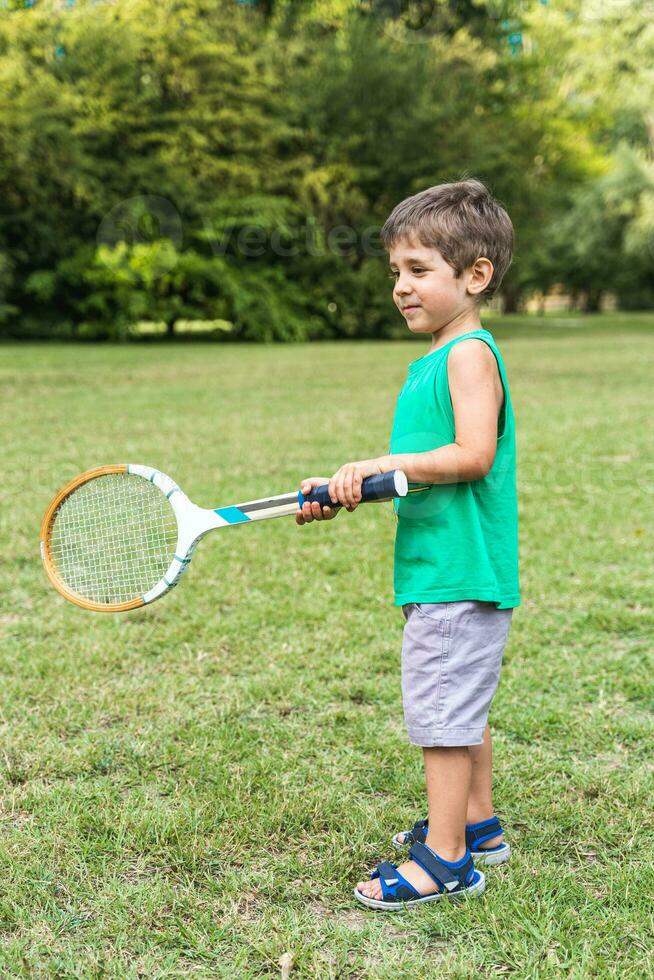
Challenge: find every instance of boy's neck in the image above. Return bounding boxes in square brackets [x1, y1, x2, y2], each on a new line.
[427, 310, 483, 353]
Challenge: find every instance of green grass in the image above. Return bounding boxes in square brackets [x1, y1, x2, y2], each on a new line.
[1, 312, 653, 977]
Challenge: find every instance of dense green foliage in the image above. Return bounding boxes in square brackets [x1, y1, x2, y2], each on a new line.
[2, 318, 653, 972]
[0, 0, 653, 339]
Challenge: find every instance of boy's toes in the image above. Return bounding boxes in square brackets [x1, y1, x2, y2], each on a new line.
[356, 879, 382, 900]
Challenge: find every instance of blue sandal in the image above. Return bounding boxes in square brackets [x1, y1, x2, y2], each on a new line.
[392, 816, 511, 867]
[354, 841, 485, 911]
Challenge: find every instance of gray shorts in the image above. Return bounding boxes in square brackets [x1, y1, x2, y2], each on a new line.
[401, 601, 513, 748]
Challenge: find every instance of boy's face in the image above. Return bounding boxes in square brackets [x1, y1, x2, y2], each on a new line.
[388, 238, 487, 336]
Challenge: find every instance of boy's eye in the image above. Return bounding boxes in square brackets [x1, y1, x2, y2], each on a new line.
[388, 268, 426, 278]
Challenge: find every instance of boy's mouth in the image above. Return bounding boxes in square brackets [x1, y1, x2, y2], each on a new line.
[403, 305, 421, 315]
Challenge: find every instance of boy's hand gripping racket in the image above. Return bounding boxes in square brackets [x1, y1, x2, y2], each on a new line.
[40, 464, 408, 613]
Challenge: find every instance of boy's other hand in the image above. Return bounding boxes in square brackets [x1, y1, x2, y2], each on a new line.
[295, 478, 341, 525]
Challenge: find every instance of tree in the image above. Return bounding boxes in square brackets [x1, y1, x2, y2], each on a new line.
[0, 0, 305, 337]
[525, 0, 654, 153]
[2, 0, 652, 338]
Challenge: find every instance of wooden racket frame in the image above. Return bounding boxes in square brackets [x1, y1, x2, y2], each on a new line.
[41, 464, 415, 614]
[40, 464, 146, 613]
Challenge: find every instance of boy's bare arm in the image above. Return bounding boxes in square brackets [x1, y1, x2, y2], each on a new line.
[297, 341, 504, 516]
[381, 340, 503, 485]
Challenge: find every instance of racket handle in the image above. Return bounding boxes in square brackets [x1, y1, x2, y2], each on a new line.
[300, 470, 408, 509]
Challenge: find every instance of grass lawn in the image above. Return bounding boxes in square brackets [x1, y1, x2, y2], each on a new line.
[1, 313, 653, 977]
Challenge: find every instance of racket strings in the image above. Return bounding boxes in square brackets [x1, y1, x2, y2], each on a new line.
[48, 474, 178, 604]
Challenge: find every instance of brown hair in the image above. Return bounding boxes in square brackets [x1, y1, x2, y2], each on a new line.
[381, 178, 514, 302]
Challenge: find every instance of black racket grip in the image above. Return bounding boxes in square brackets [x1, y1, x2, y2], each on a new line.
[300, 470, 408, 509]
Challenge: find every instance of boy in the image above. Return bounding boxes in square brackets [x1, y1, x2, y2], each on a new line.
[296, 178, 519, 910]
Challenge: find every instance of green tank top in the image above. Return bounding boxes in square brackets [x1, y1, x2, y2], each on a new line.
[389, 328, 520, 609]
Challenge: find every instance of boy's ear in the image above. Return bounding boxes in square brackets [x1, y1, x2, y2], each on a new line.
[467, 257, 494, 296]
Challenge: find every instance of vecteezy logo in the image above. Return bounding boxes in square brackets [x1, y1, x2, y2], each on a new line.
[96, 195, 183, 274]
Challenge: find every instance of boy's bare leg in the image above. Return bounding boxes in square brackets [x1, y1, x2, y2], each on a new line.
[394, 724, 504, 849]
[357, 746, 471, 900]
[466, 723, 503, 848]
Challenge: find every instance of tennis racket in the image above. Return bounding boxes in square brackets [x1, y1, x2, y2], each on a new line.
[40, 464, 409, 613]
